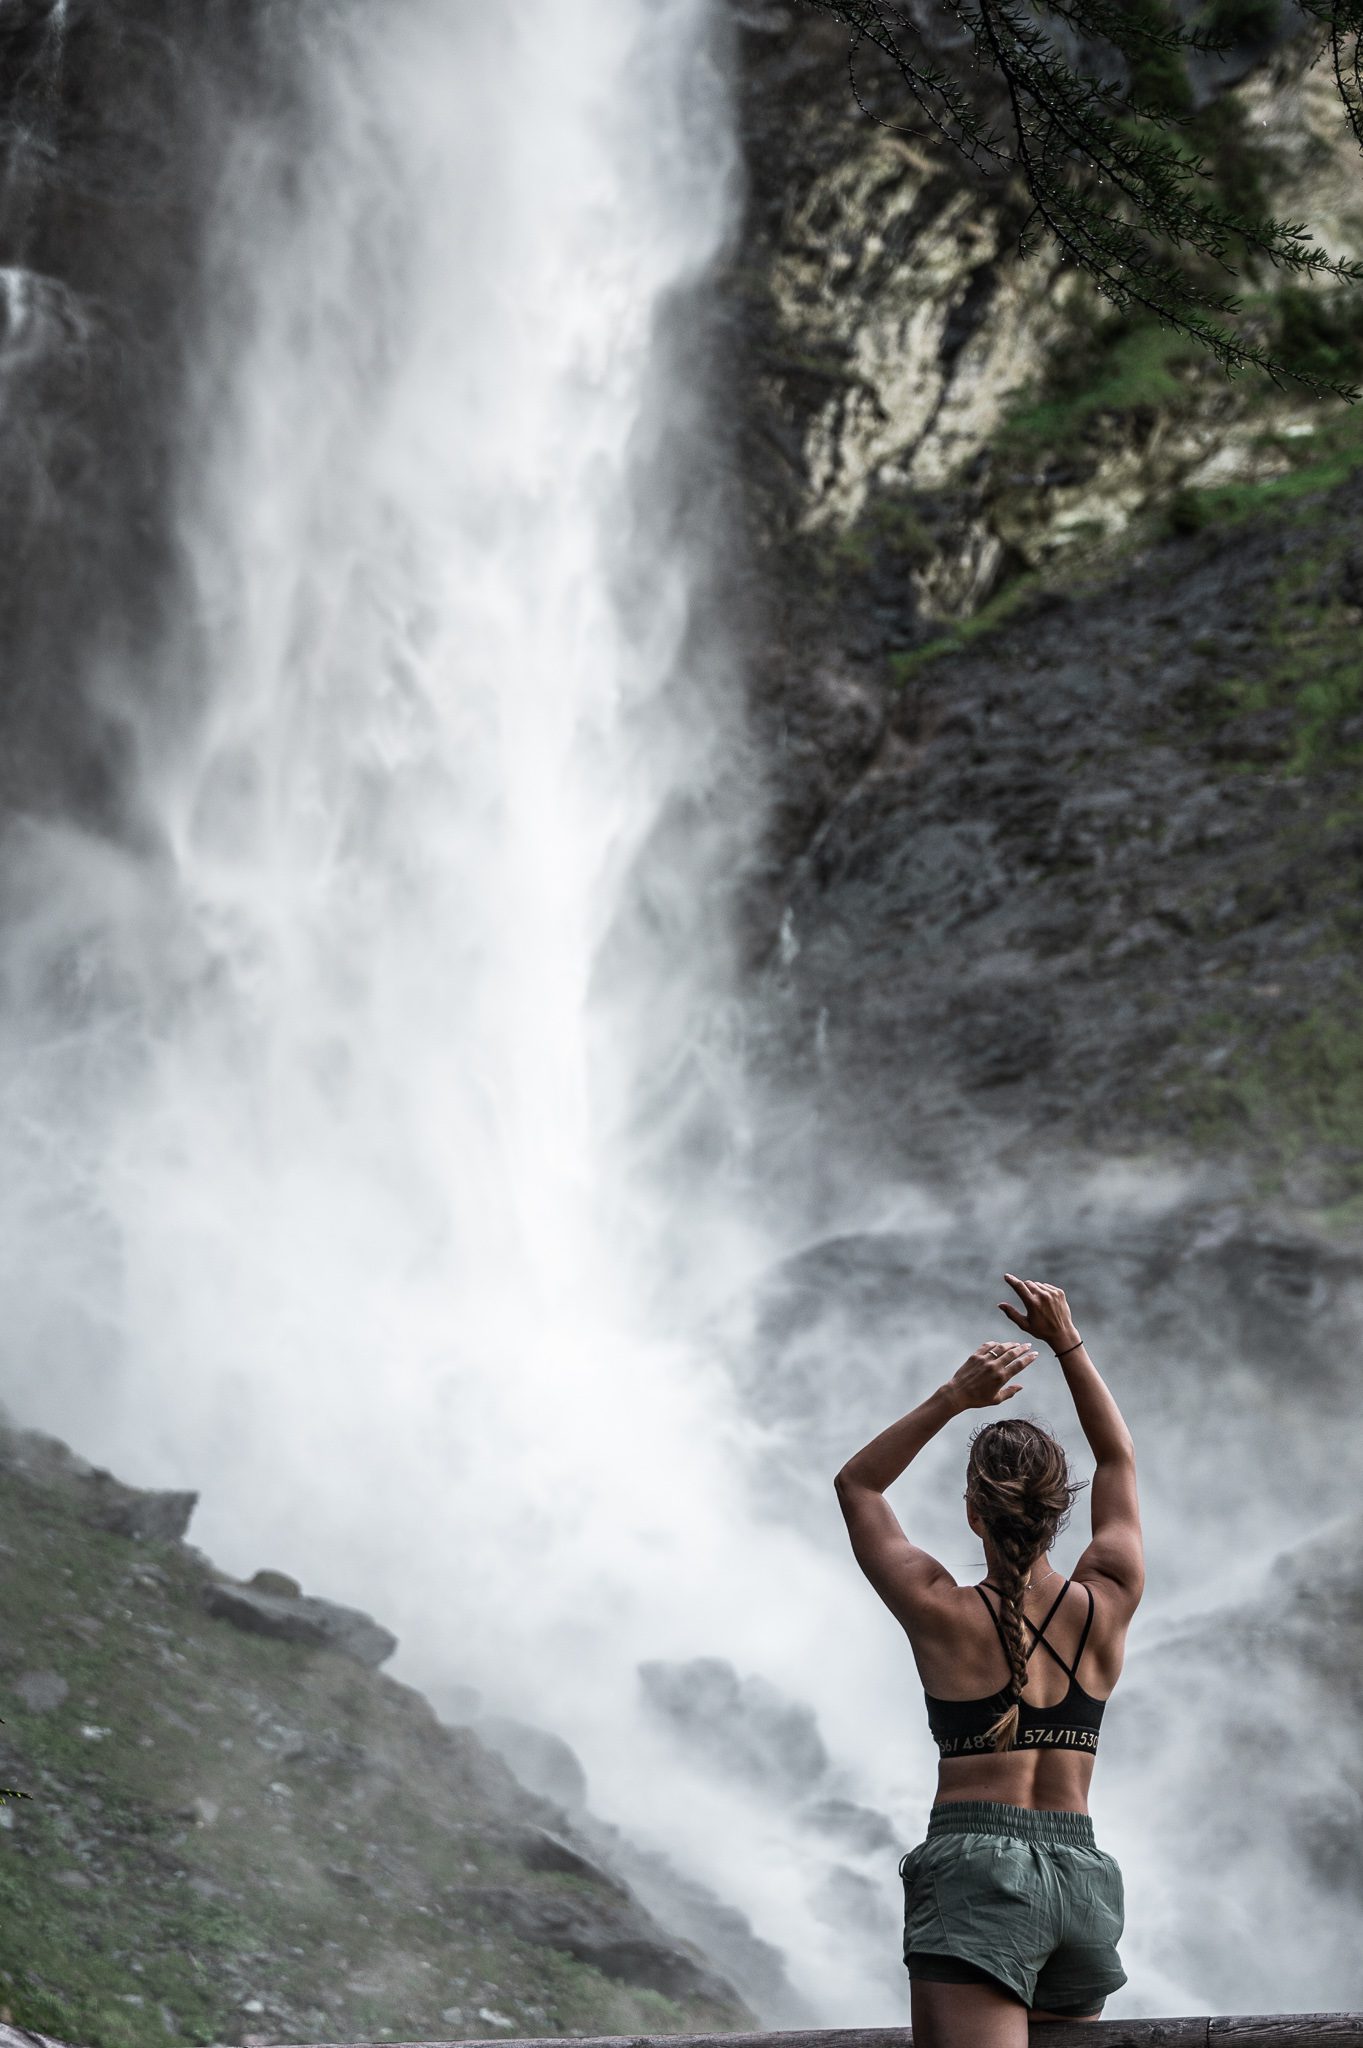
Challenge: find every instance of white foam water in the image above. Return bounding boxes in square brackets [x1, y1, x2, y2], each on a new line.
[0, 0, 914, 2022]
[2, 0, 1361, 2027]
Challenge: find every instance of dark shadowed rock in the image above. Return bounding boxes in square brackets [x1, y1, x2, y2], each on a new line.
[511, 1823, 630, 1896]
[442, 1882, 741, 2007]
[200, 1578, 397, 1669]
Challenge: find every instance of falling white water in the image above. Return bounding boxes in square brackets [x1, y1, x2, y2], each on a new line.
[0, 0, 920, 2023]
[6, 0, 1362, 2029]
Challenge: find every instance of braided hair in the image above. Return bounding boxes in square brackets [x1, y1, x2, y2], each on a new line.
[965, 1418, 1085, 1752]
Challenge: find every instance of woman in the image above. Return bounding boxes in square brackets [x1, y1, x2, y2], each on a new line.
[834, 1272, 1144, 2045]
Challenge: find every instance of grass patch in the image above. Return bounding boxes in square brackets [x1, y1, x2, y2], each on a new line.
[1188, 530, 1363, 774]
[1164, 409, 1363, 539]
[886, 570, 1043, 681]
[1162, 981, 1363, 1216]
[999, 317, 1196, 450]
[0, 1474, 756, 2045]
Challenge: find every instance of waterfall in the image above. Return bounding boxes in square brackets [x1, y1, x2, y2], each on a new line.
[6, 0, 1356, 2028]
[0, 0, 920, 2023]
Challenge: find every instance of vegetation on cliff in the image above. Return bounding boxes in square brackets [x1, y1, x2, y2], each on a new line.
[0, 1424, 755, 2048]
[793, 0, 1363, 393]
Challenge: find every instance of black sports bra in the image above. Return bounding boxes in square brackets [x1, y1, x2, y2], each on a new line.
[923, 1577, 1107, 1759]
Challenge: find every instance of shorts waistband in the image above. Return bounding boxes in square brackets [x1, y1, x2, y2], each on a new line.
[927, 1801, 1095, 1847]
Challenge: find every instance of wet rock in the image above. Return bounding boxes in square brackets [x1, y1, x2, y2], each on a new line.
[200, 1578, 397, 1669]
[638, 1655, 829, 1795]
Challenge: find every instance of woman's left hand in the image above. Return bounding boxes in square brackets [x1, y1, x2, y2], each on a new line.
[947, 1339, 1037, 1410]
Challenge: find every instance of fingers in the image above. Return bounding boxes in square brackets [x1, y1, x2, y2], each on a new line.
[998, 1302, 1028, 1326]
[1005, 1272, 1067, 1304]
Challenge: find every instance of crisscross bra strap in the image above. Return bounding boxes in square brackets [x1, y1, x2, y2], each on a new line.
[1070, 1580, 1096, 1677]
[974, 1581, 1014, 1669]
[980, 1578, 1090, 1681]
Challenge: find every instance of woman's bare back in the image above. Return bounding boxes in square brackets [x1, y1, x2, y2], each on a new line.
[905, 1566, 1134, 1814]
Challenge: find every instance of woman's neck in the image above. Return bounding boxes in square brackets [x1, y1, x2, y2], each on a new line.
[983, 1549, 1059, 1592]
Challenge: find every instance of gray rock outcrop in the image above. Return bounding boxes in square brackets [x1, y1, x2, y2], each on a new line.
[199, 1576, 398, 1670]
[0, 1421, 198, 1543]
[442, 1881, 738, 2006]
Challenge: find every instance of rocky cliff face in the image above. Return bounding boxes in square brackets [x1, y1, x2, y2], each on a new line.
[722, 5, 1363, 1243]
[709, 30, 1363, 2006]
[0, 1412, 783, 2047]
[5, 0, 1363, 2035]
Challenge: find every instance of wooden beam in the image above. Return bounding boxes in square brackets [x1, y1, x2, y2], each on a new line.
[267, 2019, 1363, 2048]
[6, 2018, 1363, 2048]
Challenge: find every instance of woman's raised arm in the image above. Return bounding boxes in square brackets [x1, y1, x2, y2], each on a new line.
[998, 1274, 1144, 1611]
[832, 1340, 1038, 1628]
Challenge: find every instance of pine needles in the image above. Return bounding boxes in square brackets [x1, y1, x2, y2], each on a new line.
[791, 1, 1363, 400]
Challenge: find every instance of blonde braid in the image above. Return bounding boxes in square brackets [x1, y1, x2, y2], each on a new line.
[966, 1419, 1085, 1753]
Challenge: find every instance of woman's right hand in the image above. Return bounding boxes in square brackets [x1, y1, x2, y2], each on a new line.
[998, 1273, 1081, 1352]
[947, 1339, 1037, 1409]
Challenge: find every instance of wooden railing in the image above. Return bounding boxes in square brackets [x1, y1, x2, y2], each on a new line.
[5, 2019, 1363, 2048]
[287, 2020, 1360, 2046]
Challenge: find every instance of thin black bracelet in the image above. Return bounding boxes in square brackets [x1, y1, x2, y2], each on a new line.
[1053, 1337, 1085, 1359]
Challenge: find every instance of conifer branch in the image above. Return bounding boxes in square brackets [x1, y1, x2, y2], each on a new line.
[790, 0, 1363, 400]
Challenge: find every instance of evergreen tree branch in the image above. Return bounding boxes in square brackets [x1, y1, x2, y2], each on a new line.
[789, 0, 1363, 399]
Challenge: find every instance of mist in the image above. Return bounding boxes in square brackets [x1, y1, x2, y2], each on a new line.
[0, 0, 1360, 2028]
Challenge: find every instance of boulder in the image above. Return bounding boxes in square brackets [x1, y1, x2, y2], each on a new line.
[200, 1579, 396, 1669]
[246, 1569, 302, 1597]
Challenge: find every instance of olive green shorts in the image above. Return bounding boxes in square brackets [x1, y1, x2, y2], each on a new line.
[899, 1801, 1127, 2016]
